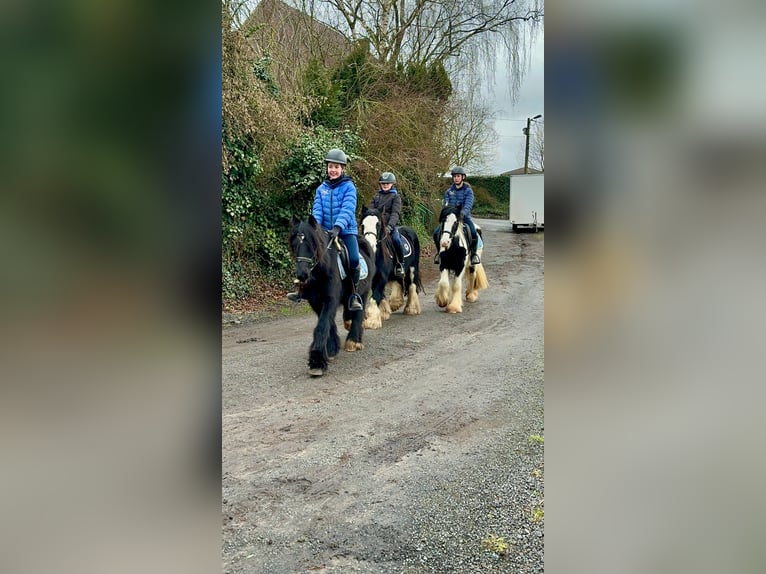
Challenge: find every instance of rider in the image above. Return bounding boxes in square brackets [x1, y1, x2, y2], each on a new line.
[287, 148, 364, 311]
[369, 171, 405, 278]
[432, 166, 481, 265]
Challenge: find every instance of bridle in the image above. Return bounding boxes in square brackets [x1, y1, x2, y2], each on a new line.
[293, 231, 319, 271]
[293, 229, 340, 274]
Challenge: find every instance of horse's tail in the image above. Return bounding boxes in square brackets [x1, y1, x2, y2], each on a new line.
[406, 229, 426, 295]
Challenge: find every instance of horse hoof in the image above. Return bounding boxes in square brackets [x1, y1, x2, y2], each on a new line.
[308, 368, 324, 377]
[344, 340, 364, 352]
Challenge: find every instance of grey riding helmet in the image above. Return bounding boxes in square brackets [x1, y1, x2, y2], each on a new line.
[325, 148, 348, 165]
[450, 166, 466, 176]
[379, 172, 396, 184]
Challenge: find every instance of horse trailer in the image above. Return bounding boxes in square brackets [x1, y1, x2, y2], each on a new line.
[509, 173, 544, 232]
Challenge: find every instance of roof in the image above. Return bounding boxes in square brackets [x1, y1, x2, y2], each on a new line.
[500, 167, 543, 176]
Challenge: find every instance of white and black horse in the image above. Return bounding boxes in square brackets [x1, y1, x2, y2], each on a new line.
[434, 205, 488, 313]
[288, 215, 375, 376]
[360, 206, 424, 329]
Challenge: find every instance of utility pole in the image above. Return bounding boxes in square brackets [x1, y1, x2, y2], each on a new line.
[523, 114, 542, 174]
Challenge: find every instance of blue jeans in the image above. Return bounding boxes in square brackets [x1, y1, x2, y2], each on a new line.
[390, 226, 402, 248]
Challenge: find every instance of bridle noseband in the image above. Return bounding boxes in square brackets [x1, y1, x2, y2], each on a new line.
[294, 232, 318, 270]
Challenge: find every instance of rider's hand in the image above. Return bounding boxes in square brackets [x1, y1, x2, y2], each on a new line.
[386, 224, 394, 234]
[328, 226, 341, 240]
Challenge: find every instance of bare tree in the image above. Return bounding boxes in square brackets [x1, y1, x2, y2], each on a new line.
[441, 89, 499, 174]
[299, 0, 542, 82]
[529, 118, 544, 172]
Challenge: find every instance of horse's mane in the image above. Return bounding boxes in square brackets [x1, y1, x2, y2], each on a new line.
[438, 204, 462, 222]
[361, 205, 381, 219]
[361, 206, 387, 234]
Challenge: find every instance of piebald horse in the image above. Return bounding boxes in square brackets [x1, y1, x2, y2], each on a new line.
[360, 206, 424, 329]
[434, 205, 488, 313]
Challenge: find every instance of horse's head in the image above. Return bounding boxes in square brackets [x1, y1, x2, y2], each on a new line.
[360, 206, 383, 253]
[289, 215, 325, 284]
[437, 204, 464, 250]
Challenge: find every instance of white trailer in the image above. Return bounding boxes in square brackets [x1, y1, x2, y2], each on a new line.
[509, 173, 544, 232]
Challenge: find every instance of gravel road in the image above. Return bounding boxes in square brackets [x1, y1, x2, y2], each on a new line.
[223, 219, 544, 573]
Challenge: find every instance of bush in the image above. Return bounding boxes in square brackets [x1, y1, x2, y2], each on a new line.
[470, 175, 510, 219]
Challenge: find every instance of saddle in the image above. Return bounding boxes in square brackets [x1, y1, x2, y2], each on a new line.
[384, 231, 413, 258]
[331, 238, 368, 281]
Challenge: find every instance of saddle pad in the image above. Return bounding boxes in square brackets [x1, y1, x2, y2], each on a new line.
[337, 256, 368, 281]
[400, 235, 413, 258]
[477, 234, 483, 249]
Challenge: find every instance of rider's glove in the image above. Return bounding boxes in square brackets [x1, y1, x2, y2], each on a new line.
[328, 226, 341, 240]
[386, 224, 394, 234]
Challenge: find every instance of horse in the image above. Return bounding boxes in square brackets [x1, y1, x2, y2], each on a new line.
[359, 206, 424, 329]
[434, 204, 489, 313]
[288, 215, 376, 376]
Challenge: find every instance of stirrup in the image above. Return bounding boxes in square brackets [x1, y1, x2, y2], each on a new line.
[433, 252, 440, 264]
[470, 253, 481, 265]
[394, 263, 405, 277]
[286, 292, 302, 303]
[348, 293, 363, 311]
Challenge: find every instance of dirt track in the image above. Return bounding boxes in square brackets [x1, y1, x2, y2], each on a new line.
[222, 220, 544, 573]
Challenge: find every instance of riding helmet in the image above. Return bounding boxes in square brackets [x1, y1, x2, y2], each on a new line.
[451, 166, 466, 176]
[324, 148, 348, 165]
[379, 172, 397, 184]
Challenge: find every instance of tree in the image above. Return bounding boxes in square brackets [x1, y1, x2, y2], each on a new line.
[529, 118, 544, 172]
[294, 0, 542, 171]
[301, 0, 542, 86]
[440, 89, 499, 174]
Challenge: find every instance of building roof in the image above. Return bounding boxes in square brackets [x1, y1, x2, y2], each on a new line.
[500, 167, 543, 176]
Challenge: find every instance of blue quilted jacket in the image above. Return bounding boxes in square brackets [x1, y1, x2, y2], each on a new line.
[442, 182, 475, 219]
[312, 175, 358, 235]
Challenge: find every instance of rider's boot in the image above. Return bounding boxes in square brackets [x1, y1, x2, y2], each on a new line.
[394, 240, 405, 277]
[286, 280, 303, 303]
[348, 267, 364, 311]
[470, 235, 481, 265]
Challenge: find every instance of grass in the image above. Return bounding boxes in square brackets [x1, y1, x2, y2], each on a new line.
[481, 534, 510, 556]
[528, 434, 544, 444]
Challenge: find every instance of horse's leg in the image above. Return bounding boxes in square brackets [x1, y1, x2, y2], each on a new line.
[403, 272, 421, 315]
[308, 302, 334, 375]
[344, 297, 365, 352]
[446, 272, 464, 313]
[435, 269, 451, 307]
[466, 266, 479, 302]
[363, 296, 383, 330]
[327, 317, 341, 358]
[379, 297, 392, 321]
[388, 279, 404, 312]
[370, 276, 391, 322]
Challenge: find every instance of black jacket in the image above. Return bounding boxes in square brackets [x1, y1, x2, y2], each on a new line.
[370, 187, 402, 228]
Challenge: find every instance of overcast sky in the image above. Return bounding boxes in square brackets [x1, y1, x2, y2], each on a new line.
[485, 30, 544, 174]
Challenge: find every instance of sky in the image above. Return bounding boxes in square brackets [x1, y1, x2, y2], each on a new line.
[485, 30, 544, 175]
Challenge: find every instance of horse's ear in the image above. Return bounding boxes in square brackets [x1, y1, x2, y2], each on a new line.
[308, 214, 317, 227]
[291, 214, 301, 225]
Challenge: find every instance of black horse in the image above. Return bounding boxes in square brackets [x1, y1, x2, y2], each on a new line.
[360, 206, 424, 329]
[288, 215, 375, 376]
